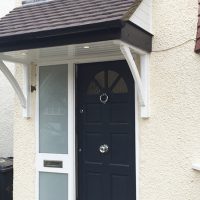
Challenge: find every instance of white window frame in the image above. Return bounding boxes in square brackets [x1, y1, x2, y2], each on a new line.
[35, 63, 76, 200]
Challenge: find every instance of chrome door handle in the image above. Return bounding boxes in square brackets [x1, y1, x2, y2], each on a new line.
[99, 144, 109, 154]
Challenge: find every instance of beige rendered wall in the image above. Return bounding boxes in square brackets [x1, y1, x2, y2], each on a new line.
[13, 0, 200, 200]
[0, 63, 15, 157]
[13, 64, 36, 200]
[0, 0, 17, 158]
[140, 0, 200, 200]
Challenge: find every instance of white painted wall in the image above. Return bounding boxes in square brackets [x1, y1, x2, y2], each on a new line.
[0, 1, 16, 157]
[130, 0, 152, 33]
[0, 0, 15, 18]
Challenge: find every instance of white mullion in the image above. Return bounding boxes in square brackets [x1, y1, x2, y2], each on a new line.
[37, 154, 70, 173]
[36, 65, 40, 200]
[68, 62, 76, 200]
[135, 90, 140, 200]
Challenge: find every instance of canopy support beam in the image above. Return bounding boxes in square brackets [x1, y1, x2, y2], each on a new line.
[120, 44, 150, 118]
[23, 64, 31, 118]
[0, 60, 31, 118]
[0, 54, 29, 65]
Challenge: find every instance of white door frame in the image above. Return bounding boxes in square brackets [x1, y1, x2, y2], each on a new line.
[35, 56, 140, 200]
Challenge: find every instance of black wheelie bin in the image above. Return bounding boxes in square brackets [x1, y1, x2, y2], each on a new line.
[0, 157, 13, 200]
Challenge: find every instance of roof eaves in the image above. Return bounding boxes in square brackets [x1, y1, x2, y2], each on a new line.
[0, 19, 124, 43]
[0, 20, 153, 53]
[0, 19, 124, 52]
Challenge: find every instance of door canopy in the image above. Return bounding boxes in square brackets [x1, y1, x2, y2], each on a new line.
[0, 0, 153, 119]
[0, 0, 152, 53]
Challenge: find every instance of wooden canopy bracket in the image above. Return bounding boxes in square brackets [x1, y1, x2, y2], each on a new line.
[120, 43, 150, 118]
[0, 60, 31, 118]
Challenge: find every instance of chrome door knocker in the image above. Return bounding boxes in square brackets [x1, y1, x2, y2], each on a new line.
[99, 144, 109, 154]
[100, 93, 108, 104]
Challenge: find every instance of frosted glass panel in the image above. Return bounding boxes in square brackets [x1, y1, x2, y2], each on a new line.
[39, 65, 68, 154]
[39, 172, 68, 200]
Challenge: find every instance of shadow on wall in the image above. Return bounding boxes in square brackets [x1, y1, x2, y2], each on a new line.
[0, 61, 15, 157]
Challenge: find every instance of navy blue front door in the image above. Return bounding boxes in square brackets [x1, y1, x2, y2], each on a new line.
[77, 60, 136, 200]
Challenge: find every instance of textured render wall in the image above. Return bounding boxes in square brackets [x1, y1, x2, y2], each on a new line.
[0, 63, 15, 157]
[13, 64, 36, 200]
[140, 0, 200, 200]
[10, 1, 36, 200]
[0, 0, 16, 157]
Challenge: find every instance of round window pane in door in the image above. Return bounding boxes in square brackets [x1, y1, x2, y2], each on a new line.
[108, 70, 119, 88]
[95, 71, 105, 88]
[87, 81, 101, 95]
[112, 78, 128, 94]
[87, 69, 128, 95]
